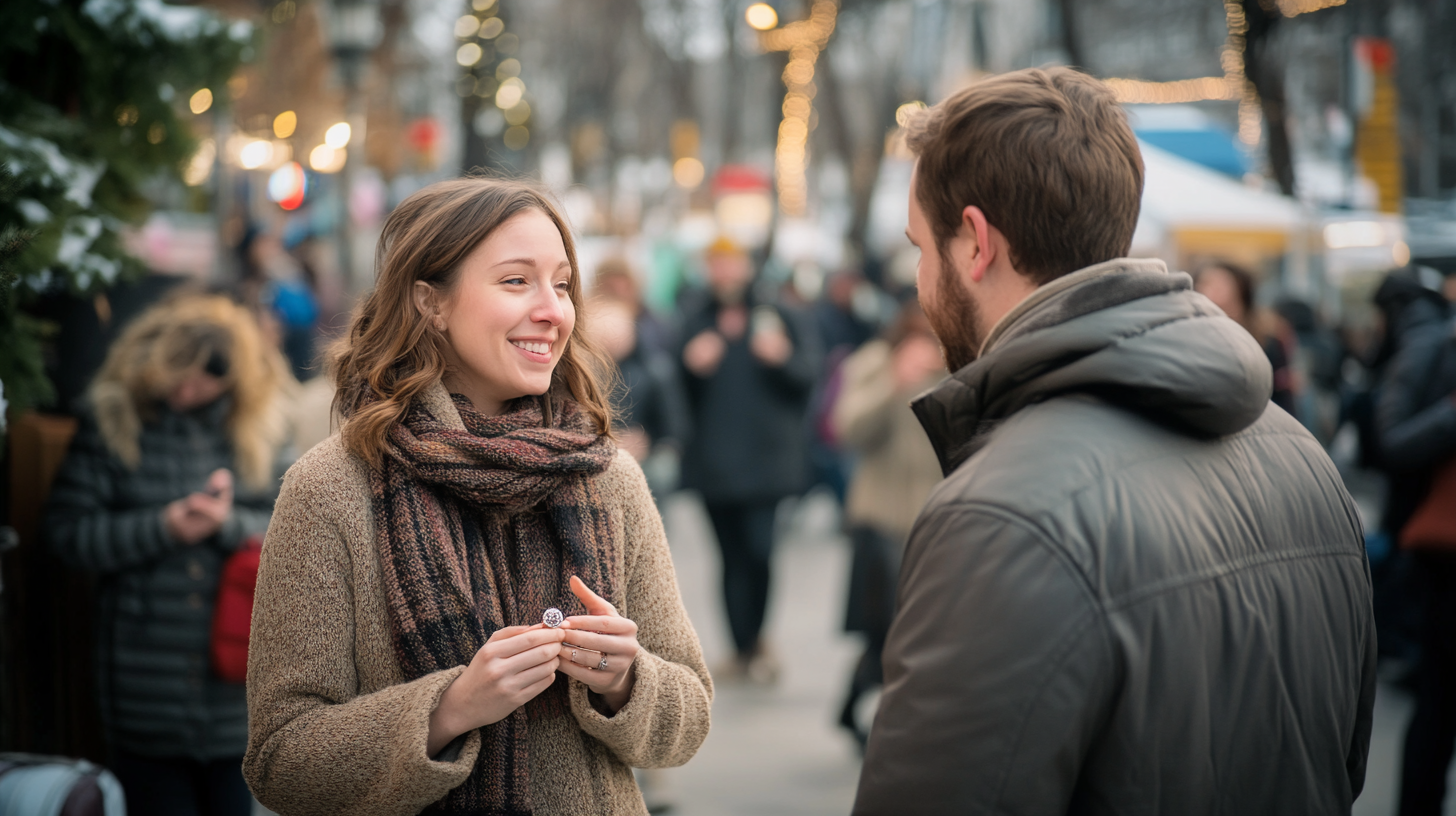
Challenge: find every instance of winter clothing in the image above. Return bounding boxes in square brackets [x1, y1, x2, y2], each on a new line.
[111, 750, 253, 816]
[854, 259, 1376, 816]
[1399, 551, 1456, 816]
[613, 343, 689, 449]
[371, 393, 619, 814]
[1379, 319, 1456, 816]
[44, 397, 281, 761]
[1377, 318, 1456, 535]
[832, 339, 944, 541]
[677, 287, 822, 658]
[244, 383, 712, 816]
[831, 338, 944, 741]
[702, 500, 778, 656]
[677, 290, 821, 504]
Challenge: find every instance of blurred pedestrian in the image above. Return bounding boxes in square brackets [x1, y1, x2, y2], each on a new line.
[593, 255, 673, 360]
[1378, 315, 1456, 816]
[1192, 260, 1297, 417]
[853, 67, 1374, 816]
[1359, 266, 1454, 668]
[243, 179, 711, 815]
[43, 293, 291, 816]
[807, 270, 882, 505]
[677, 237, 822, 682]
[830, 300, 944, 748]
[589, 297, 689, 491]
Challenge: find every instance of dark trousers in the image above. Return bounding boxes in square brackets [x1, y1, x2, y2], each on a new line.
[111, 751, 252, 816]
[705, 500, 779, 656]
[1399, 551, 1456, 816]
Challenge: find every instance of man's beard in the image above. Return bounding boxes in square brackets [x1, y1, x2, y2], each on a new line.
[921, 252, 985, 374]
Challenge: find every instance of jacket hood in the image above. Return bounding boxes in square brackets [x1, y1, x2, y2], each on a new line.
[912, 258, 1273, 475]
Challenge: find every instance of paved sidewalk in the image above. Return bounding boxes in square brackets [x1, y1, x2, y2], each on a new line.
[653, 490, 864, 816]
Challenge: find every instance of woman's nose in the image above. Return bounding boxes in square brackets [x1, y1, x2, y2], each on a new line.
[531, 285, 566, 325]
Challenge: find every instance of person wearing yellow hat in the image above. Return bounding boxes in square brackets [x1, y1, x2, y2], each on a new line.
[677, 237, 823, 682]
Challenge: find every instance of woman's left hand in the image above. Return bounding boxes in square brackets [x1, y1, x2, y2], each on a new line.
[558, 575, 640, 713]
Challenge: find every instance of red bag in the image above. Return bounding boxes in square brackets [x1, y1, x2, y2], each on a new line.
[1400, 456, 1456, 552]
[210, 534, 263, 683]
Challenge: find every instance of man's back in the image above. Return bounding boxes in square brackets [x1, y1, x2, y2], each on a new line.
[854, 262, 1376, 815]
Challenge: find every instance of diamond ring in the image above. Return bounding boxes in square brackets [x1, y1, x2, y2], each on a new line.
[542, 608, 564, 628]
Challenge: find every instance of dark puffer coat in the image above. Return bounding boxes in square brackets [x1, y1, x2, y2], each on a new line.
[676, 288, 822, 503]
[44, 397, 282, 760]
[854, 259, 1376, 816]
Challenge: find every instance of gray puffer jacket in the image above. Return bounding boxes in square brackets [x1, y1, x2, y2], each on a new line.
[44, 397, 282, 761]
[854, 259, 1376, 816]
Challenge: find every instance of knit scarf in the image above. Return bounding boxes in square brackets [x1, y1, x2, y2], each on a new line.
[370, 392, 619, 815]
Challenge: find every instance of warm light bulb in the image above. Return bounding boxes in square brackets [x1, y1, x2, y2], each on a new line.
[324, 122, 352, 149]
[746, 3, 778, 30]
[189, 88, 213, 115]
[273, 110, 297, 139]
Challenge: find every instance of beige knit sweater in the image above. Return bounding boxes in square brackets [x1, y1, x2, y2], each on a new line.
[244, 384, 712, 816]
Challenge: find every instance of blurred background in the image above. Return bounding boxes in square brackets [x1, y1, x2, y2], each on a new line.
[3, 0, 1456, 814]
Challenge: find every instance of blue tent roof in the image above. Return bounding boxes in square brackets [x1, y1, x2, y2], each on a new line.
[1135, 129, 1248, 178]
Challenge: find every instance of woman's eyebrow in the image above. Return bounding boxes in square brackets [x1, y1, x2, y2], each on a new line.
[491, 257, 538, 268]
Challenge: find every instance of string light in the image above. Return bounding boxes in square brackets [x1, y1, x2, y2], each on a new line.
[759, 0, 838, 217]
[1103, 0, 1263, 149]
[1276, 0, 1345, 16]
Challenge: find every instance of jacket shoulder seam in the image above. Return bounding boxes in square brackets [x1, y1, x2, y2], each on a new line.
[1105, 547, 1366, 611]
[922, 499, 1103, 608]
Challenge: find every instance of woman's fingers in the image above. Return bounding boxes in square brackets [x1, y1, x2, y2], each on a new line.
[568, 575, 618, 616]
[483, 626, 564, 660]
[559, 615, 633, 634]
[559, 630, 632, 655]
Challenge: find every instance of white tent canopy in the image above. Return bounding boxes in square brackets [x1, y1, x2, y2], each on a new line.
[1131, 140, 1305, 256]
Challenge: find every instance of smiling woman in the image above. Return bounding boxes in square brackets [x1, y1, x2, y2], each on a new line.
[243, 178, 712, 816]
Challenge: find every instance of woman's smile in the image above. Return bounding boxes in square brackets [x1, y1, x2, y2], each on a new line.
[509, 338, 553, 360]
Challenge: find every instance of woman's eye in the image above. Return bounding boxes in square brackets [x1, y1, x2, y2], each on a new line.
[504, 277, 527, 286]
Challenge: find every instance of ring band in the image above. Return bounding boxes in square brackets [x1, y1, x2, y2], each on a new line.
[567, 646, 602, 667]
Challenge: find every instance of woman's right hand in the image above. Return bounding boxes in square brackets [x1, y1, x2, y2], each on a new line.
[426, 624, 566, 756]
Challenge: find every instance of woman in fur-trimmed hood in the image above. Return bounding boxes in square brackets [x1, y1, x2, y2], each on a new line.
[45, 292, 292, 816]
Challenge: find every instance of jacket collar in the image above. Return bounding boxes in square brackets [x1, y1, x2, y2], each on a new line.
[912, 258, 1206, 476]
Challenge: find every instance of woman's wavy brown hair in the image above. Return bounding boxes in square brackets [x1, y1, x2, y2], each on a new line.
[330, 177, 615, 470]
[89, 293, 289, 490]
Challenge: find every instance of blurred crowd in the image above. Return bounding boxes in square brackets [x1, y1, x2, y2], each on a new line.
[14, 216, 1456, 813]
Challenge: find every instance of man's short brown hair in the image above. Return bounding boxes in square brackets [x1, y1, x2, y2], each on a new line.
[905, 67, 1144, 285]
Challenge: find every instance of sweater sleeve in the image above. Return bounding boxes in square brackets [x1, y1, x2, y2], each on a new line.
[567, 452, 713, 768]
[243, 457, 481, 816]
[43, 414, 181, 573]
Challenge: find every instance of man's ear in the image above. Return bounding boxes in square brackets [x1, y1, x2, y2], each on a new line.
[960, 205, 995, 284]
[413, 281, 442, 326]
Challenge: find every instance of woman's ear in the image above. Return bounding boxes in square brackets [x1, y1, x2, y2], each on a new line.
[413, 281, 443, 329]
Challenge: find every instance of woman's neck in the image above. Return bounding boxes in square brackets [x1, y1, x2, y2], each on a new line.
[440, 372, 505, 417]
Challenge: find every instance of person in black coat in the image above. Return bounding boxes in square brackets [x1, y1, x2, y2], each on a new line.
[44, 294, 290, 816]
[677, 238, 822, 681]
[1379, 317, 1456, 816]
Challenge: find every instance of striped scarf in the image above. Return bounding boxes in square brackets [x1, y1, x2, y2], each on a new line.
[371, 393, 618, 815]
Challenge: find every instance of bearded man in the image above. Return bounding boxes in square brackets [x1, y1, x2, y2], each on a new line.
[852, 67, 1376, 815]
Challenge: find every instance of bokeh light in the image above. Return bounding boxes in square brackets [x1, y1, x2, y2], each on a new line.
[457, 42, 484, 67]
[745, 3, 778, 31]
[673, 157, 705, 188]
[273, 110, 297, 139]
[324, 122, 352, 149]
[266, 161, 307, 210]
[188, 88, 212, 115]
